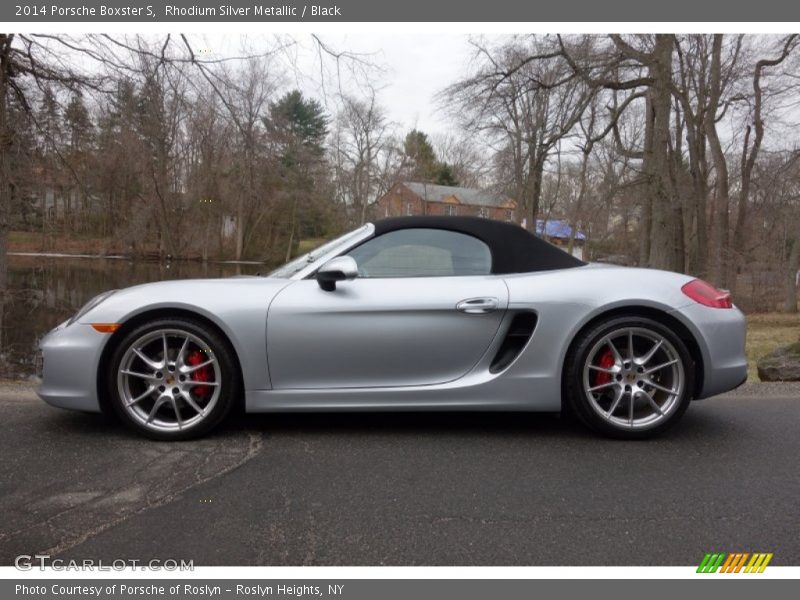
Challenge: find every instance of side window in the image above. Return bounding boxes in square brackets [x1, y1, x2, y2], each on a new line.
[346, 228, 492, 278]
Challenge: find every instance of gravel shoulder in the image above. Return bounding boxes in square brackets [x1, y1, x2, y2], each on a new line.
[716, 381, 800, 397]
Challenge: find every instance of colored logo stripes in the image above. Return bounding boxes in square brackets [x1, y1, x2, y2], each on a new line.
[697, 552, 773, 573]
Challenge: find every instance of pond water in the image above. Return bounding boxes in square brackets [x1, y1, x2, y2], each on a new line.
[0, 255, 265, 379]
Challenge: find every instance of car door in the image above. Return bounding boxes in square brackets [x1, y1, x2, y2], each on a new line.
[266, 228, 509, 389]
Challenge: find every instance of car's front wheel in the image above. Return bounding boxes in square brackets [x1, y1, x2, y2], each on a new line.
[564, 316, 695, 439]
[107, 318, 238, 440]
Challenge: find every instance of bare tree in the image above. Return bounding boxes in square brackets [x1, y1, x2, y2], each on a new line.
[213, 57, 277, 260]
[431, 132, 492, 188]
[442, 35, 593, 228]
[732, 35, 799, 283]
[331, 91, 393, 225]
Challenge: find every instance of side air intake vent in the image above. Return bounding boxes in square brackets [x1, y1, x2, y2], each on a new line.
[489, 312, 538, 374]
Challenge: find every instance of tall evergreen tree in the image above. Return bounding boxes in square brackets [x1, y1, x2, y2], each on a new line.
[64, 92, 93, 150]
[434, 162, 458, 186]
[265, 90, 328, 166]
[264, 90, 330, 259]
[402, 129, 438, 182]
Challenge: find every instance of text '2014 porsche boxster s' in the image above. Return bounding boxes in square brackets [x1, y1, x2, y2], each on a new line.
[38, 216, 747, 440]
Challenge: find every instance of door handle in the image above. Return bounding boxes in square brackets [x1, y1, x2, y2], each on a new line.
[456, 297, 499, 314]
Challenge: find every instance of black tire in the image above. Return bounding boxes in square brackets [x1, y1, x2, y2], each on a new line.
[106, 317, 239, 441]
[563, 315, 695, 440]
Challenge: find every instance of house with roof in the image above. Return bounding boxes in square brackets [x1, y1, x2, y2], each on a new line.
[374, 182, 518, 222]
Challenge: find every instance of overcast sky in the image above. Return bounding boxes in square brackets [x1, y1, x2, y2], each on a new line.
[201, 33, 476, 137]
[312, 33, 473, 134]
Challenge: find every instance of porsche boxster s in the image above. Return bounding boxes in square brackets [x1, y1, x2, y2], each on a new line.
[38, 216, 747, 440]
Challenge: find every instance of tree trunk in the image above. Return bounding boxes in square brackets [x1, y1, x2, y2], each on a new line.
[567, 149, 590, 255]
[202, 214, 211, 262]
[643, 35, 678, 271]
[235, 194, 245, 261]
[359, 161, 371, 226]
[528, 155, 546, 231]
[705, 35, 732, 288]
[285, 197, 298, 263]
[677, 103, 709, 277]
[786, 234, 800, 314]
[0, 35, 11, 308]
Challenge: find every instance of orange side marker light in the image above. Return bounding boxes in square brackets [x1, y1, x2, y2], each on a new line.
[91, 323, 121, 333]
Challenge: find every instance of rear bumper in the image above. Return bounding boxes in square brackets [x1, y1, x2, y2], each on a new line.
[37, 320, 106, 413]
[670, 303, 748, 399]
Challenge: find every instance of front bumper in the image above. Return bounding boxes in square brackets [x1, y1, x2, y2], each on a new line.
[37, 320, 107, 413]
[670, 303, 748, 399]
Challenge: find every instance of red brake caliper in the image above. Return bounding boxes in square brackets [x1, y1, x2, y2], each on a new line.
[186, 351, 212, 398]
[593, 348, 615, 387]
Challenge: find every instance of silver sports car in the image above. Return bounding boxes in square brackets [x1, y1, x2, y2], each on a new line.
[38, 216, 747, 440]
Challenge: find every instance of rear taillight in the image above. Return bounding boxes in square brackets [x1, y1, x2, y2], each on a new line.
[681, 279, 733, 309]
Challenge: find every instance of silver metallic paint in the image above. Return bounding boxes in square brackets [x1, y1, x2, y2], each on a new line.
[266, 276, 509, 389]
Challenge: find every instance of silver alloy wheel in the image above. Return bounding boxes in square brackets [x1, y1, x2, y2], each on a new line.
[116, 328, 222, 433]
[581, 327, 685, 430]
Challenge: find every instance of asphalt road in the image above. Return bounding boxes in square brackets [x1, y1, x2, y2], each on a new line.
[1, 381, 798, 566]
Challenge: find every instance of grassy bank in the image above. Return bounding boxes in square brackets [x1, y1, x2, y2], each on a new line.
[9, 230, 127, 255]
[746, 313, 800, 381]
[296, 238, 326, 254]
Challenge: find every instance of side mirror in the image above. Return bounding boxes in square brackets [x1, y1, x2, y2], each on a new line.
[316, 256, 358, 292]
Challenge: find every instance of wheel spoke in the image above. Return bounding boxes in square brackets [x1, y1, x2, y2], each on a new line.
[605, 387, 624, 416]
[604, 337, 624, 365]
[171, 397, 183, 429]
[125, 385, 156, 407]
[641, 390, 664, 415]
[646, 380, 678, 396]
[628, 390, 635, 424]
[176, 336, 190, 367]
[588, 381, 617, 393]
[146, 395, 169, 423]
[162, 332, 170, 366]
[121, 369, 155, 380]
[133, 347, 161, 371]
[181, 358, 215, 374]
[627, 330, 635, 362]
[191, 381, 219, 388]
[638, 339, 663, 365]
[179, 390, 206, 416]
[644, 359, 678, 374]
[588, 364, 617, 374]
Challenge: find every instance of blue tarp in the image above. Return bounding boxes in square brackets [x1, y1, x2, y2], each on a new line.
[535, 219, 586, 241]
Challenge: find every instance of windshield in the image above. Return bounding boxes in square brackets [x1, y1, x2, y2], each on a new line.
[267, 225, 370, 278]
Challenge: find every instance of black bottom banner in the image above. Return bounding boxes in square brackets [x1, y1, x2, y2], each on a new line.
[4, 579, 796, 600]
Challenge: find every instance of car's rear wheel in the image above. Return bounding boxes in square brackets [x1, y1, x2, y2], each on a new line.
[564, 316, 694, 439]
[107, 318, 237, 440]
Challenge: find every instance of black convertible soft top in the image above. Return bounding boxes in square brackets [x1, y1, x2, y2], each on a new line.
[372, 216, 585, 274]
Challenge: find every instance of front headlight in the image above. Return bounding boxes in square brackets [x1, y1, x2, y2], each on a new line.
[68, 290, 118, 325]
